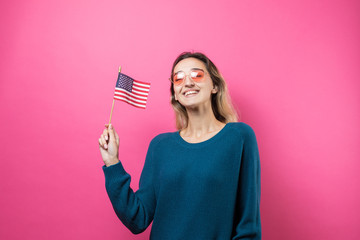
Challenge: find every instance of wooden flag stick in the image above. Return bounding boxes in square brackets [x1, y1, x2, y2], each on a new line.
[108, 66, 122, 125]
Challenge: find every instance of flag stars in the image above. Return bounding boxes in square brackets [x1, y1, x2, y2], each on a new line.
[116, 73, 134, 92]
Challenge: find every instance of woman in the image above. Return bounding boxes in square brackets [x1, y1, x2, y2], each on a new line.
[98, 52, 262, 239]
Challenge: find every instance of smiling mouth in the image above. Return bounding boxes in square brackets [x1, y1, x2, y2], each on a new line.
[184, 90, 199, 97]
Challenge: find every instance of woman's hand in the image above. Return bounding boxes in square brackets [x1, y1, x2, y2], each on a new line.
[98, 123, 120, 167]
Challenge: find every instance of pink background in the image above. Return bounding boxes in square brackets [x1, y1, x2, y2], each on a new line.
[1, 0, 359, 239]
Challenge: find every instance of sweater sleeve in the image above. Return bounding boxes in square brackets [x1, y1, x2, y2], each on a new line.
[102, 138, 157, 234]
[232, 125, 262, 240]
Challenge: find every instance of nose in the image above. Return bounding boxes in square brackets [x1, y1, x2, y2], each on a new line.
[183, 74, 195, 87]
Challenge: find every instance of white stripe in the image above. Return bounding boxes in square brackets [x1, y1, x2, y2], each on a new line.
[133, 84, 150, 92]
[114, 96, 146, 108]
[134, 81, 151, 88]
[115, 88, 148, 99]
[132, 88, 149, 96]
[114, 91, 147, 103]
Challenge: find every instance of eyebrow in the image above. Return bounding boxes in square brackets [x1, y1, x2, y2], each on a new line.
[174, 68, 204, 75]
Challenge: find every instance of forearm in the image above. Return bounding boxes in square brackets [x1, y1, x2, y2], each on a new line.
[103, 161, 154, 234]
[232, 124, 262, 239]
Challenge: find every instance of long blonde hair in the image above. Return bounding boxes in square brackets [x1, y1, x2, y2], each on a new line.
[169, 51, 240, 130]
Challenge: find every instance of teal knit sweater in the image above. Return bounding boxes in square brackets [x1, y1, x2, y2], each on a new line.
[102, 122, 261, 239]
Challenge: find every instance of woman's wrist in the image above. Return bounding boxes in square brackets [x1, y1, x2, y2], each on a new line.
[105, 158, 119, 167]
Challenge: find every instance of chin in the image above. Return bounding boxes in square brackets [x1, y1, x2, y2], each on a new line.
[181, 100, 208, 110]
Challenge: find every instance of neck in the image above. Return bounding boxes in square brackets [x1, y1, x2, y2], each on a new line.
[182, 101, 225, 138]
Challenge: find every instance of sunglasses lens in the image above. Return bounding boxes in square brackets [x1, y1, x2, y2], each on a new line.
[190, 70, 205, 82]
[173, 72, 185, 85]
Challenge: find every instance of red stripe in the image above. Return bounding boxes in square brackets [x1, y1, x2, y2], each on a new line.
[114, 97, 146, 109]
[114, 87, 148, 96]
[114, 90, 148, 102]
[114, 92, 148, 105]
[131, 87, 149, 94]
[133, 79, 151, 86]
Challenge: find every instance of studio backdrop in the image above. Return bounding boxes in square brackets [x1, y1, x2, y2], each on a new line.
[0, 0, 359, 239]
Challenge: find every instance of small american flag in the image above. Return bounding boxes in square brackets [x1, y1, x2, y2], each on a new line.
[113, 72, 151, 109]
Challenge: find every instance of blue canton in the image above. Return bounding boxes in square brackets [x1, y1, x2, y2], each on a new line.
[116, 73, 134, 92]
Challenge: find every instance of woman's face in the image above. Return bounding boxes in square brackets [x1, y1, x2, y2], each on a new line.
[173, 57, 217, 108]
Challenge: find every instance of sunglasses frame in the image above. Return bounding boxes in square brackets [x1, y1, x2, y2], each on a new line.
[168, 69, 208, 86]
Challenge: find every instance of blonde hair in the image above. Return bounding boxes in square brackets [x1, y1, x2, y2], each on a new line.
[169, 51, 240, 130]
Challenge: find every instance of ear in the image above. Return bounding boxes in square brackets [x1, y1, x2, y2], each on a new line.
[174, 94, 178, 101]
[212, 85, 218, 94]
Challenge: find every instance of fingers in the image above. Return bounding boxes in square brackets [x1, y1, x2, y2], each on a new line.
[102, 133, 108, 149]
[99, 123, 118, 150]
[99, 125, 110, 149]
[102, 128, 109, 141]
[99, 136, 107, 150]
[108, 124, 116, 143]
[104, 124, 112, 142]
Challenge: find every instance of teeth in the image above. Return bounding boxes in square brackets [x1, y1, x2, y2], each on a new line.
[185, 91, 198, 96]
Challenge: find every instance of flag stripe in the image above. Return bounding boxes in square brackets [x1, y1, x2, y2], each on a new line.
[133, 81, 150, 88]
[132, 88, 149, 96]
[133, 79, 151, 86]
[133, 82, 150, 89]
[128, 86, 149, 95]
[115, 88, 148, 99]
[132, 85, 150, 93]
[114, 96, 146, 109]
[114, 91, 147, 103]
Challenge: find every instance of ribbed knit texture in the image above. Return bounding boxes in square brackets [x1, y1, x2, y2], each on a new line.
[102, 122, 261, 239]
